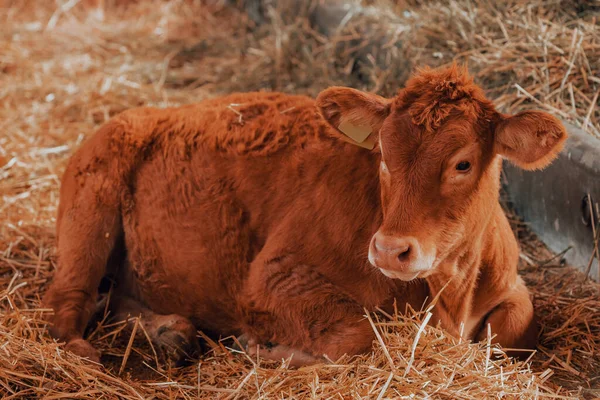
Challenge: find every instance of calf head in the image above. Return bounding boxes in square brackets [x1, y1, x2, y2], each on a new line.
[317, 64, 567, 281]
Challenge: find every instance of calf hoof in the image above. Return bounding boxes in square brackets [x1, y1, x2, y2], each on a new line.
[239, 335, 323, 367]
[233, 333, 253, 351]
[65, 338, 101, 363]
[151, 315, 199, 366]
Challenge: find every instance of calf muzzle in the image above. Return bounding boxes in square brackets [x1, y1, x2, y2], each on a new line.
[368, 231, 428, 281]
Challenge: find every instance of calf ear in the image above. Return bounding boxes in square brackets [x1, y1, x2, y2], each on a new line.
[316, 87, 391, 149]
[494, 110, 568, 170]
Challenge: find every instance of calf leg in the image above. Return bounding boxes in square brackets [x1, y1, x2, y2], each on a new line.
[241, 253, 374, 366]
[475, 279, 538, 360]
[109, 296, 200, 365]
[43, 165, 121, 363]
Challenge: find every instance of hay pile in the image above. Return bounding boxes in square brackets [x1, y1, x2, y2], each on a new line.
[1, 0, 599, 398]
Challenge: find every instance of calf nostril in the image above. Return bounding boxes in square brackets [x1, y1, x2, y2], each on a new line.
[396, 246, 411, 262]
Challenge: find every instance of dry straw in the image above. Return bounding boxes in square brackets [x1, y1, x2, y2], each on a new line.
[1, 0, 599, 398]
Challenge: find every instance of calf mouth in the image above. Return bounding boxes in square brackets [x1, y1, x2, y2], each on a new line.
[377, 268, 421, 281]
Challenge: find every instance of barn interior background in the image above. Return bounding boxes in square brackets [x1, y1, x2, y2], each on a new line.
[1, 0, 599, 398]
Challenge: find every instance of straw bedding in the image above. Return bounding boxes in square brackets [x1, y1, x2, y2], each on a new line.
[1, 0, 599, 398]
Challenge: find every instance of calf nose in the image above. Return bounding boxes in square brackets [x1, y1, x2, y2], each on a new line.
[370, 231, 420, 270]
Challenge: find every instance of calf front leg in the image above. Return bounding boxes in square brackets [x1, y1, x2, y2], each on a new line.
[240, 254, 374, 366]
[475, 279, 538, 360]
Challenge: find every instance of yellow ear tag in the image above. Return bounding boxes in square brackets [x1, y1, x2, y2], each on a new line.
[338, 120, 375, 150]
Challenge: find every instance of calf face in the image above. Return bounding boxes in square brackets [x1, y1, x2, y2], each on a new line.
[317, 64, 567, 281]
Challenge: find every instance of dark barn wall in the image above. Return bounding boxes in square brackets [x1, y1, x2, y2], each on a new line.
[503, 123, 600, 281]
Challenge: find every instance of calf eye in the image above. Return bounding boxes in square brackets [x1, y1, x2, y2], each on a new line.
[456, 161, 471, 172]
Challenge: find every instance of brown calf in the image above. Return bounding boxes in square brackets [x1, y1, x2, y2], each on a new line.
[43, 64, 567, 365]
